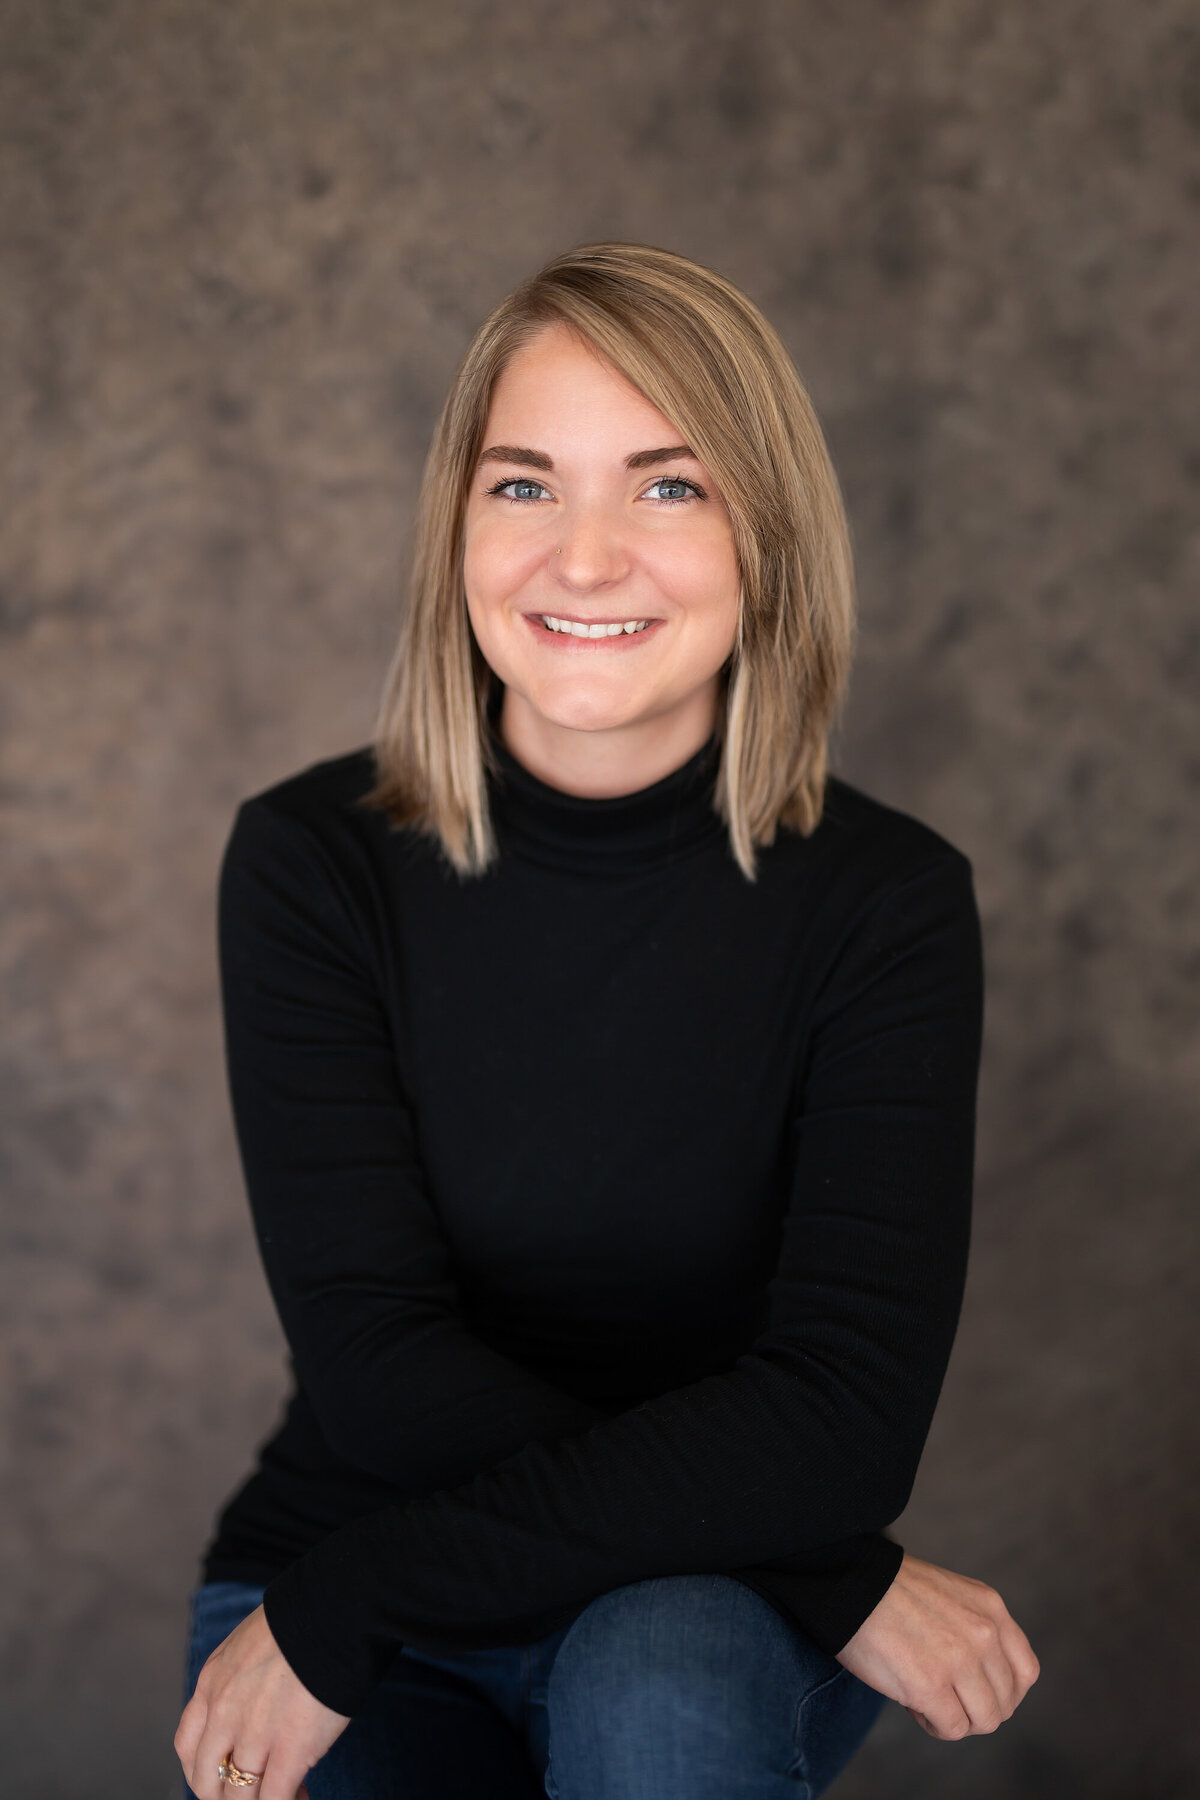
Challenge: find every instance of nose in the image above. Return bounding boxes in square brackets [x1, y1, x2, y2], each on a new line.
[551, 505, 631, 594]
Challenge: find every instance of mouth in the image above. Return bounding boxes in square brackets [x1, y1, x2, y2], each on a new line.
[523, 611, 666, 648]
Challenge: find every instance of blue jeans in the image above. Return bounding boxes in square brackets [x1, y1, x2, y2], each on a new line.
[181, 1574, 887, 1798]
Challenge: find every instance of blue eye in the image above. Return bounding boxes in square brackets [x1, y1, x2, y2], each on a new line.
[645, 475, 704, 504]
[485, 477, 548, 503]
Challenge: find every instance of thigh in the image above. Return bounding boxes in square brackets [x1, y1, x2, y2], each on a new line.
[543, 1573, 887, 1800]
[180, 1581, 545, 1800]
[403, 1622, 578, 1786]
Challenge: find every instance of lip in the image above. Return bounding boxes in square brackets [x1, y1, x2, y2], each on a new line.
[522, 611, 666, 649]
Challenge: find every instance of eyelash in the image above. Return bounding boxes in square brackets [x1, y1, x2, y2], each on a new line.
[482, 473, 707, 507]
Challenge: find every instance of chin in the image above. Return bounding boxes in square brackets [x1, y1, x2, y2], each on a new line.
[515, 675, 651, 735]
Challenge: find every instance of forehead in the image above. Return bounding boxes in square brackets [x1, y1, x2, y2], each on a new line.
[484, 322, 679, 443]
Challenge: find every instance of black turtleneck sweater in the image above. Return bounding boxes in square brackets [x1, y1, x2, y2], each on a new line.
[200, 717, 983, 1717]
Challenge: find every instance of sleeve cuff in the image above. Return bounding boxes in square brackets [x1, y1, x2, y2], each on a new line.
[263, 1545, 394, 1718]
[727, 1532, 905, 1657]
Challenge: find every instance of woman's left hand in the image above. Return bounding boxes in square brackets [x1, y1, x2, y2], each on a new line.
[174, 1604, 351, 1800]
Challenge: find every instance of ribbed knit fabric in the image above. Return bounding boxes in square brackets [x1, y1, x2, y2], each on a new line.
[200, 713, 984, 1717]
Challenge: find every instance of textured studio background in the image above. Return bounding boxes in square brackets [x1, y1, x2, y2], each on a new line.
[2, 3, 1198, 1796]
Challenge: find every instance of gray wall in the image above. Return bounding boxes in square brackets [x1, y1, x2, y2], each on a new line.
[2, 3, 1196, 1795]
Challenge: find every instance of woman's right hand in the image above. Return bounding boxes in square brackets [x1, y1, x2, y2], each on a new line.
[834, 1551, 1040, 1739]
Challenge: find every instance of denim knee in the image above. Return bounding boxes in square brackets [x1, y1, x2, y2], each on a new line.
[544, 1573, 882, 1799]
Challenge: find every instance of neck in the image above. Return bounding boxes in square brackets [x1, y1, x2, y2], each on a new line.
[484, 689, 726, 876]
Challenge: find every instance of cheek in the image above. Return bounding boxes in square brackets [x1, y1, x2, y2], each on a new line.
[650, 531, 740, 620]
[464, 518, 537, 604]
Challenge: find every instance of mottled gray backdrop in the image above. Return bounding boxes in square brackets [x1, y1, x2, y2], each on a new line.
[2, 2, 1197, 1795]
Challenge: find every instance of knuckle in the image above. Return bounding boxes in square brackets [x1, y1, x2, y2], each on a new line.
[964, 1576, 999, 1609]
[967, 1616, 1000, 1652]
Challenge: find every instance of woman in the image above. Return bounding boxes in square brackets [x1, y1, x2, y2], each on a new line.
[175, 242, 1039, 1800]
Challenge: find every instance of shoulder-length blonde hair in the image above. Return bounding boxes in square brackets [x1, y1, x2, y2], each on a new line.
[358, 241, 856, 883]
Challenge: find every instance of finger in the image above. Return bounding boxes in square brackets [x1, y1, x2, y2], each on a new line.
[951, 1664, 1007, 1737]
[187, 1749, 224, 1800]
[258, 1750, 312, 1800]
[189, 1717, 235, 1800]
[1000, 1620, 1043, 1712]
[969, 1605, 1019, 1716]
[983, 1593, 1041, 1700]
[999, 1616, 1041, 1698]
[978, 1638, 1019, 1719]
[229, 1740, 271, 1787]
[914, 1689, 972, 1740]
[984, 1617, 1034, 1714]
[174, 1692, 207, 1771]
[920, 1709, 963, 1740]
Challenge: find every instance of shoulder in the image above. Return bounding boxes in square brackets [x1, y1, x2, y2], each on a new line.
[800, 773, 976, 910]
[773, 774, 982, 995]
[219, 746, 420, 924]
[818, 772, 971, 869]
[794, 779, 984, 1027]
[226, 745, 412, 865]
[236, 745, 380, 829]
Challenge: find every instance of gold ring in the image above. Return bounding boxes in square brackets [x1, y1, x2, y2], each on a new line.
[218, 1752, 263, 1786]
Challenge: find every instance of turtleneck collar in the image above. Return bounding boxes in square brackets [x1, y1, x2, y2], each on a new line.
[484, 703, 726, 876]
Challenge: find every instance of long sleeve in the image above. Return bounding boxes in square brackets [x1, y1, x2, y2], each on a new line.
[251, 833, 983, 1714]
[217, 797, 610, 1500]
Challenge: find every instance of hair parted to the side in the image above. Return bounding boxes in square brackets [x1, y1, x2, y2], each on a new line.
[358, 240, 857, 883]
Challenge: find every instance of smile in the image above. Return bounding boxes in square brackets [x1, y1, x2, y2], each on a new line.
[542, 615, 650, 636]
[524, 613, 665, 648]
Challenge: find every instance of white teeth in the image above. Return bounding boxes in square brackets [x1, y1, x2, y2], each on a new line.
[539, 615, 650, 636]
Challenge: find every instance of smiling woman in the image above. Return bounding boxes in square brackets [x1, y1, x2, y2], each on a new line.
[175, 244, 1037, 1800]
[360, 241, 857, 877]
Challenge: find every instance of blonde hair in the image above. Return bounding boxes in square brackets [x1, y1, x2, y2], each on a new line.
[359, 241, 856, 883]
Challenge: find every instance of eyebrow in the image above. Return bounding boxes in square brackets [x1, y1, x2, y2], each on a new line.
[477, 444, 697, 473]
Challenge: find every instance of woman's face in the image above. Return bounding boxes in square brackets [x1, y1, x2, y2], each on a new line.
[463, 321, 740, 762]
